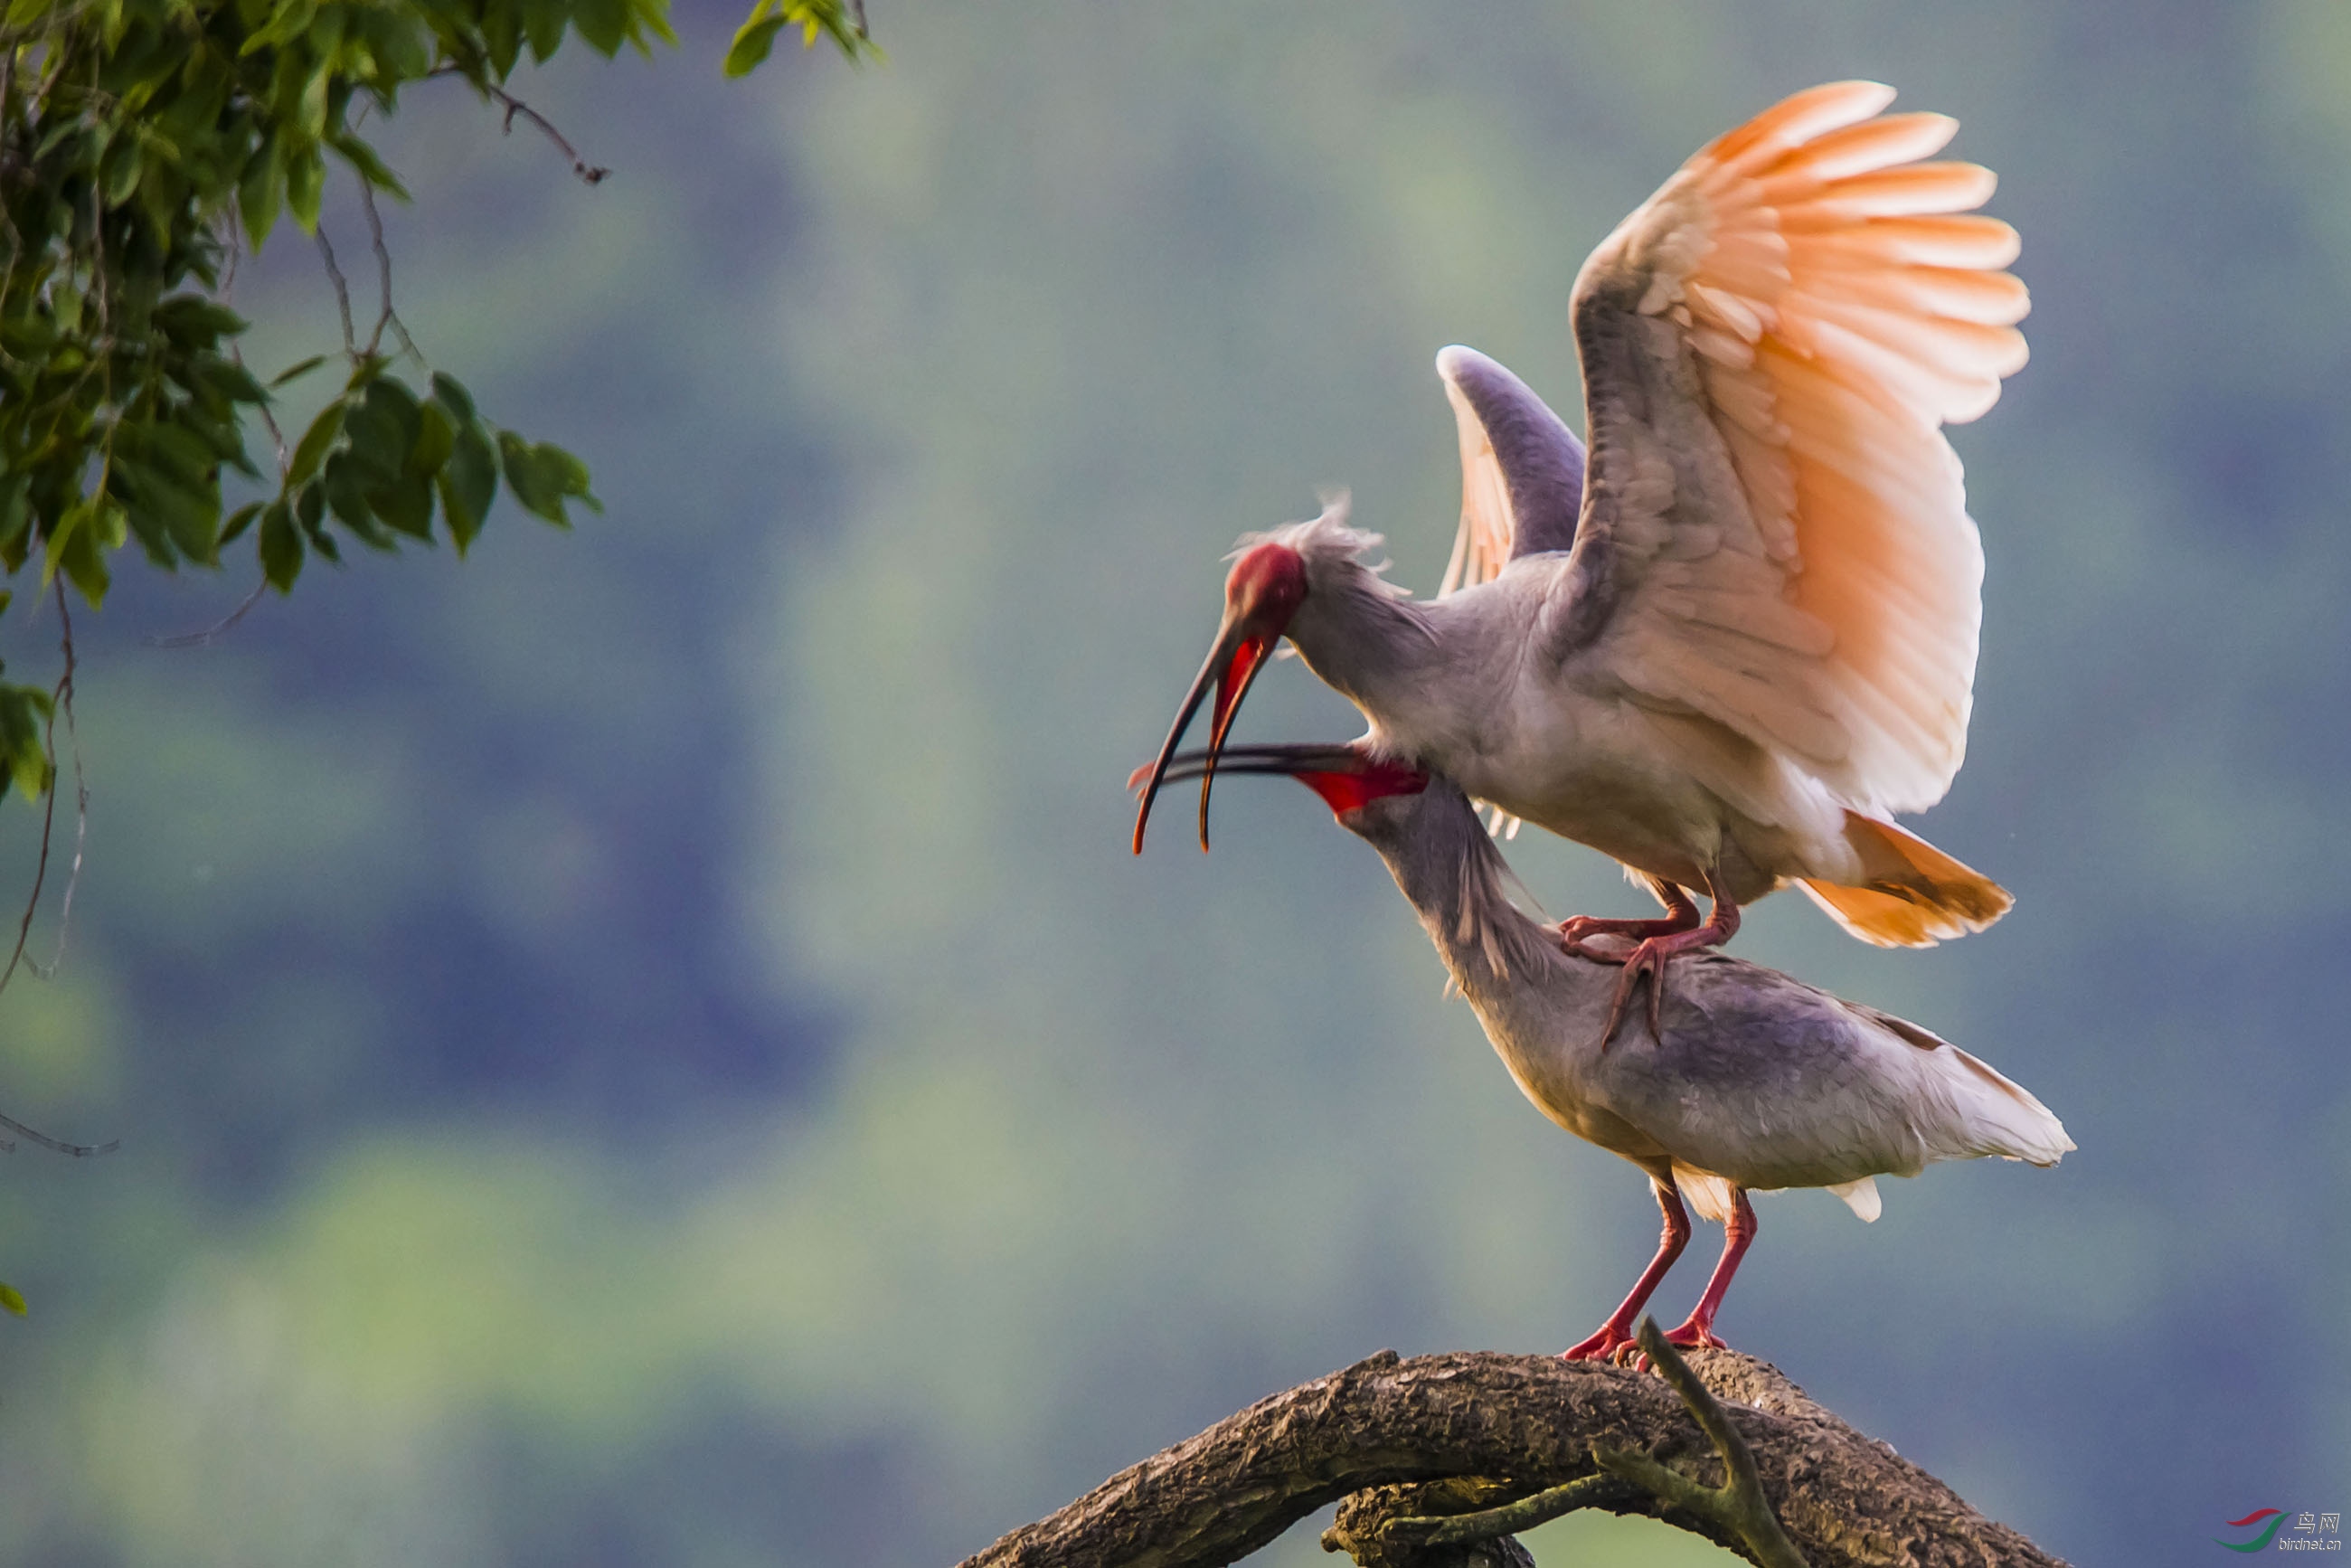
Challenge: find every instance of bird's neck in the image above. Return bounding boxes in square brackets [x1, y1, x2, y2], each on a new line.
[1283, 564, 1439, 713]
[1366, 792, 1557, 1006]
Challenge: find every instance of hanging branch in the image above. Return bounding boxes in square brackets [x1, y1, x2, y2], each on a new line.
[958, 1339, 2068, 1568]
[26, 580, 85, 982]
[427, 65, 610, 184]
[0, 583, 118, 1163]
[0, 582, 77, 997]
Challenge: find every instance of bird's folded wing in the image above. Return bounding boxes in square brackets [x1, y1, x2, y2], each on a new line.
[1435, 345, 1588, 596]
[1553, 80, 2027, 816]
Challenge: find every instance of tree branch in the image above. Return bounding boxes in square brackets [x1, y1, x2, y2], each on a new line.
[426, 65, 609, 184]
[957, 1342, 2068, 1568]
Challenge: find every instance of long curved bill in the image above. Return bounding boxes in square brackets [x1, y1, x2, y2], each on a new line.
[1129, 610, 1277, 854]
[1129, 742, 1429, 820]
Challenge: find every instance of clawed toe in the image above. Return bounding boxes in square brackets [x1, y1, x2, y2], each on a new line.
[1662, 1321, 1729, 1353]
[1561, 1324, 1638, 1362]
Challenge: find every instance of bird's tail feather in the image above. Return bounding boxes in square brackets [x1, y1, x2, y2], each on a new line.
[1800, 813, 2012, 947]
[1940, 1045, 2075, 1167]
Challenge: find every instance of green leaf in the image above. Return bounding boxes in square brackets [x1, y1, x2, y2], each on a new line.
[326, 130, 411, 202]
[259, 499, 302, 590]
[628, 0, 679, 50]
[0, 477, 29, 564]
[576, 0, 627, 53]
[0, 1281, 27, 1318]
[522, 0, 565, 61]
[219, 501, 264, 546]
[54, 501, 116, 606]
[286, 146, 326, 232]
[322, 451, 388, 543]
[270, 354, 328, 389]
[288, 400, 347, 486]
[42, 496, 93, 590]
[429, 372, 477, 425]
[497, 430, 598, 525]
[723, 12, 786, 76]
[103, 138, 144, 207]
[190, 354, 270, 408]
[483, 2, 522, 77]
[439, 424, 497, 552]
[298, 61, 332, 139]
[0, 685, 53, 803]
[239, 135, 285, 248]
[370, 472, 433, 540]
[115, 457, 219, 566]
[242, 0, 317, 53]
[118, 465, 181, 567]
[155, 297, 250, 345]
[410, 401, 455, 477]
[344, 378, 420, 481]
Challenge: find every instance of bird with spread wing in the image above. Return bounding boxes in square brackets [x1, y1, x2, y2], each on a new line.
[1134, 81, 2027, 1042]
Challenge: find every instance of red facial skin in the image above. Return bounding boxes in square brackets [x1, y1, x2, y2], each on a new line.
[1207, 543, 1309, 752]
[1294, 759, 1430, 817]
[1130, 542, 1313, 855]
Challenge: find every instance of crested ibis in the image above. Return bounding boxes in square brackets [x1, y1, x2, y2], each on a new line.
[1135, 81, 2027, 1043]
[1148, 742, 2071, 1360]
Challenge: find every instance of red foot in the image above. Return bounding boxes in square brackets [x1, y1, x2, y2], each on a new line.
[1558, 880, 1699, 961]
[1661, 1319, 1731, 1352]
[1584, 872, 1741, 1052]
[1560, 1323, 1639, 1362]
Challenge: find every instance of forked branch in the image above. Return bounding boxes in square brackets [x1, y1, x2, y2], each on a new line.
[957, 1333, 2067, 1568]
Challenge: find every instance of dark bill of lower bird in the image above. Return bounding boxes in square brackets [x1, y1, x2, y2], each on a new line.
[1141, 742, 1430, 820]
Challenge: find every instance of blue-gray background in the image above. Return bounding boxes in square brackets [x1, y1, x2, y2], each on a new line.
[0, 3, 2342, 1563]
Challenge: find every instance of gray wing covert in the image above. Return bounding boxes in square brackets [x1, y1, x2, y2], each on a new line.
[1434, 345, 1587, 595]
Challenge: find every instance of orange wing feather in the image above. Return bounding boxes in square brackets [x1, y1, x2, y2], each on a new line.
[1567, 80, 2027, 817]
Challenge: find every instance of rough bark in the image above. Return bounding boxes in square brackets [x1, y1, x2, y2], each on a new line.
[957, 1346, 2066, 1568]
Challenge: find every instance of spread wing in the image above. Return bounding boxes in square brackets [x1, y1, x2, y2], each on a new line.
[1555, 80, 2027, 817]
[1434, 345, 1587, 597]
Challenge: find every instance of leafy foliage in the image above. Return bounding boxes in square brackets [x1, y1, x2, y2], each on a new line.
[0, 0, 871, 805]
[0, 0, 872, 1316]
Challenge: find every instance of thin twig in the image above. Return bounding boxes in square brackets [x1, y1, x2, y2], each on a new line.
[850, 0, 869, 39]
[0, 623, 63, 997]
[220, 220, 289, 470]
[1378, 1475, 1644, 1546]
[355, 180, 420, 363]
[425, 64, 608, 184]
[27, 582, 81, 981]
[0, 1108, 116, 1157]
[496, 88, 609, 183]
[315, 223, 355, 354]
[144, 575, 269, 648]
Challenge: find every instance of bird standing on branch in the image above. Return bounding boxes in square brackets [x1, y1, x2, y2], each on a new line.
[1147, 742, 2071, 1361]
[1134, 81, 2028, 1044]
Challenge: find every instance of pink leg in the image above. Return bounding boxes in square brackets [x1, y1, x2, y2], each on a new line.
[1594, 867, 1742, 1052]
[1561, 1180, 1692, 1362]
[1559, 878, 1699, 958]
[1662, 1188, 1757, 1353]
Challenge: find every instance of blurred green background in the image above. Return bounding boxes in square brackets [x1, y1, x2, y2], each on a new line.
[0, 1, 2344, 1562]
